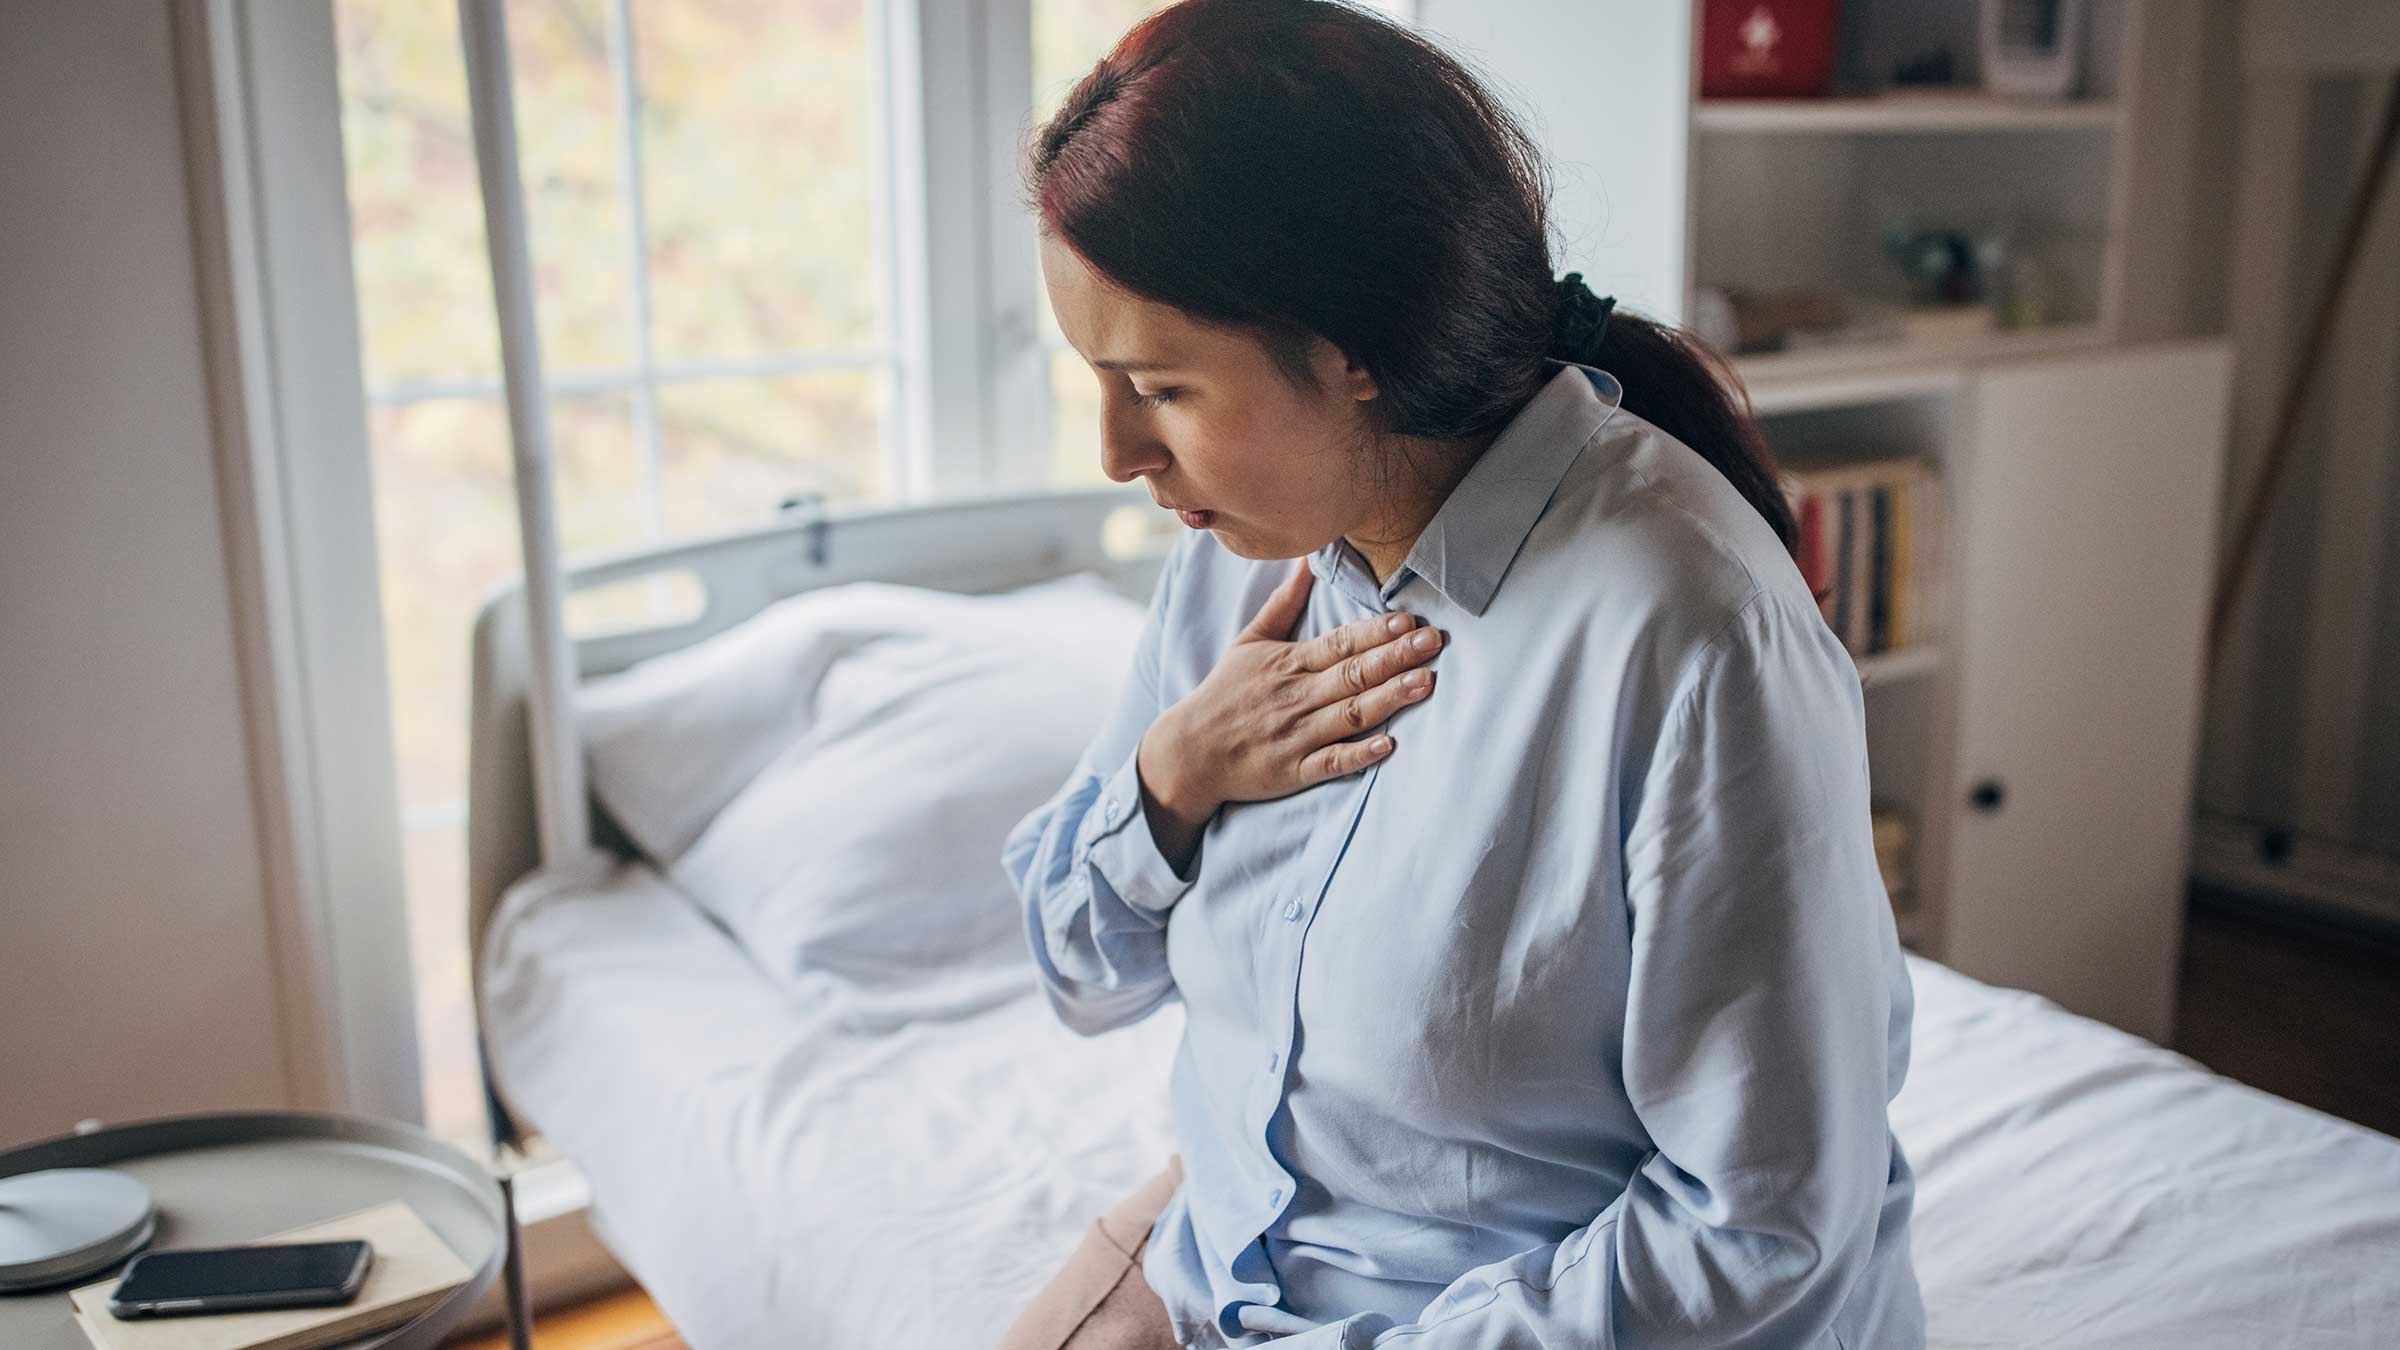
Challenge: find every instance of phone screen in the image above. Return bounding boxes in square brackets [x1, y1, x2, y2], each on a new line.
[114, 1241, 369, 1305]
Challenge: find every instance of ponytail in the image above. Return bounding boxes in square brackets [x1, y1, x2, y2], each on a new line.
[1550, 275, 1796, 557]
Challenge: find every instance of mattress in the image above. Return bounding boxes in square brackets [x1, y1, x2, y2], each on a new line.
[482, 863, 2400, 1349]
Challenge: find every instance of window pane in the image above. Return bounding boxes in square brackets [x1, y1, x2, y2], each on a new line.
[636, 0, 882, 363]
[659, 369, 890, 536]
[335, 0, 635, 389]
[1050, 348, 1112, 486]
[504, 0, 639, 375]
[554, 391, 652, 557]
[1032, 0, 1173, 117]
[363, 390, 638, 1147]
[1030, 0, 1172, 481]
[403, 815, 481, 1145]
[366, 392, 643, 813]
[337, 4, 498, 387]
[366, 396, 512, 814]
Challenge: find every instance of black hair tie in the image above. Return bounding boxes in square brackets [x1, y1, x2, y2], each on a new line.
[1551, 272, 1616, 359]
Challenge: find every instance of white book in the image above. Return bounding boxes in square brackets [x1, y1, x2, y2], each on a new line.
[68, 1201, 471, 1350]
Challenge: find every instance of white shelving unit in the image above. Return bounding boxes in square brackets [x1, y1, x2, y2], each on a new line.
[1422, 0, 2229, 1038]
[1683, 0, 2145, 380]
[1734, 320, 2112, 396]
[1678, 0, 2226, 1041]
[1694, 93, 2121, 134]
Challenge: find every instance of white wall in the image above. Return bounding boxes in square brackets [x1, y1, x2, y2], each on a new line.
[0, 3, 291, 1142]
[1412, 0, 1692, 322]
[2197, 54, 2400, 877]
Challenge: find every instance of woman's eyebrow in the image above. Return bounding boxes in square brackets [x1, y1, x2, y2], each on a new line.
[1091, 357, 1177, 373]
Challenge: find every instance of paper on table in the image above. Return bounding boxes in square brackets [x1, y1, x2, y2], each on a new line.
[66, 1200, 471, 1350]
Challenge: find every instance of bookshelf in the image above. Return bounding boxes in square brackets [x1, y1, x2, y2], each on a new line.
[1732, 321, 2113, 396]
[1681, 0, 2148, 385]
[1694, 93, 2121, 134]
[1601, 0, 2231, 1041]
[1427, 0, 2231, 1036]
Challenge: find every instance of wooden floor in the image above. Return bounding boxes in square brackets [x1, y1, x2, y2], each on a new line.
[451, 1288, 683, 1350]
[459, 887, 2400, 1349]
[2171, 884, 2400, 1140]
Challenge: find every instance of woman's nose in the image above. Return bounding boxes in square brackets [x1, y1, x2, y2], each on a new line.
[1099, 401, 1170, 484]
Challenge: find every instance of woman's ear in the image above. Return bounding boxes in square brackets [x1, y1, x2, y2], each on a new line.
[1312, 336, 1379, 403]
[1344, 353, 1380, 403]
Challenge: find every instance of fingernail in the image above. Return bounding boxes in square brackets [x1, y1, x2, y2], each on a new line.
[1370, 735, 1393, 753]
[1405, 670, 1432, 692]
[1411, 628, 1439, 652]
[1386, 614, 1408, 634]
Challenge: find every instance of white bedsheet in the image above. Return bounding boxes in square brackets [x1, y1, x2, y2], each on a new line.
[483, 863, 2400, 1350]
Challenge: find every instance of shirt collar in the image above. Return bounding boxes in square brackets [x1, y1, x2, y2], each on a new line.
[1309, 360, 1624, 616]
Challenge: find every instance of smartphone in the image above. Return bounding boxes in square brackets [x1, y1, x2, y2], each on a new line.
[108, 1239, 372, 1319]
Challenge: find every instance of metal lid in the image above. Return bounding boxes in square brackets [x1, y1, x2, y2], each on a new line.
[0, 1169, 156, 1292]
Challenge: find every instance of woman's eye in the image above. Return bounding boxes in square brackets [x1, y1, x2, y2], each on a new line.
[1132, 387, 1180, 408]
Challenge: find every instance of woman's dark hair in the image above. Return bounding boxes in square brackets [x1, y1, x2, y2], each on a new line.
[1025, 0, 1796, 556]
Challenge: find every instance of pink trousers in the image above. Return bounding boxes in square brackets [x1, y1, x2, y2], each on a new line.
[996, 1156, 1186, 1350]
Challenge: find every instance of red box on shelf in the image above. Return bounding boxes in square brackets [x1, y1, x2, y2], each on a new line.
[1699, 0, 1839, 99]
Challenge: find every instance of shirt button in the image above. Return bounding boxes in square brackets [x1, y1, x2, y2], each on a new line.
[1103, 797, 1122, 826]
[1281, 900, 1301, 922]
[1266, 1052, 1280, 1073]
[1268, 1187, 1283, 1206]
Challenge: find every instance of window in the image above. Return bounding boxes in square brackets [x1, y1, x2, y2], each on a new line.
[1029, 0, 1177, 483]
[333, 0, 1412, 1148]
[336, 0, 896, 1147]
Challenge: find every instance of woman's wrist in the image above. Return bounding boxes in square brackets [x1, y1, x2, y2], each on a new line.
[1137, 711, 1219, 865]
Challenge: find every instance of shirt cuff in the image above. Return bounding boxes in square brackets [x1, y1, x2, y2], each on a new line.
[1081, 746, 1202, 917]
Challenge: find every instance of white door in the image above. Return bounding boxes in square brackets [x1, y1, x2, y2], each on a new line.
[1943, 341, 2233, 1041]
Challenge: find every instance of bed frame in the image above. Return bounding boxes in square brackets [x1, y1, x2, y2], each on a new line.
[464, 486, 1172, 972]
[456, 485, 1169, 1347]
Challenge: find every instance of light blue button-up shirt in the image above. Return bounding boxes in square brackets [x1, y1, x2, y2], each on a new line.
[1003, 361, 1923, 1349]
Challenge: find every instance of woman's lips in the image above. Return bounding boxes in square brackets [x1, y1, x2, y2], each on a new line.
[1175, 508, 1216, 529]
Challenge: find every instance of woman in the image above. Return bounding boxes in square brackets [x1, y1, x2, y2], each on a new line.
[999, 3, 1921, 1347]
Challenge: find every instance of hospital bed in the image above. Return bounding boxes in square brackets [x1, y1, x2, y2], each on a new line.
[462, 488, 2400, 1350]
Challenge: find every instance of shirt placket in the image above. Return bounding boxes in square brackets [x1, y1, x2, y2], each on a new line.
[1245, 754, 1383, 1232]
[1245, 552, 1399, 1236]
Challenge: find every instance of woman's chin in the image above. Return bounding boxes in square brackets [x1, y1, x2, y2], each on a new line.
[1205, 525, 1270, 559]
[1216, 532, 1322, 565]
[1181, 515, 1307, 562]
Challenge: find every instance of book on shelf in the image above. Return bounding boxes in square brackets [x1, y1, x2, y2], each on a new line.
[67, 1200, 470, 1350]
[1780, 456, 1943, 662]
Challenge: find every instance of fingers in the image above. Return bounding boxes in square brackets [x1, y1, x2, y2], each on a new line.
[1299, 732, 1396, 785]
[1306, 662, 1435, 742]
[1293, 607, 1426, 674]
[1239, 558, 1314, 642]
[1315, 619, 1444, 702]
[1293, 621, 1442, 785]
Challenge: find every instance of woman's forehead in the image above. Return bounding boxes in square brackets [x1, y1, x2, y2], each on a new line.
[1040, 235, 1259, 374]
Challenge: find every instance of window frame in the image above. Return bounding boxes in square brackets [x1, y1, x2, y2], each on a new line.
[894, 0, 1053, 492]
[178, 0, 424, 1129]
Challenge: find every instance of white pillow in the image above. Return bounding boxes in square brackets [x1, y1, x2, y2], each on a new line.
[576, 586, 867, 864]
[577, 573, 1146, 1004]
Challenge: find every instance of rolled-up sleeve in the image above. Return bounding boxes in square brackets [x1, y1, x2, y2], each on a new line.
[1003, 538, 1204, 1036]
[1276, 588, 1903, 1349]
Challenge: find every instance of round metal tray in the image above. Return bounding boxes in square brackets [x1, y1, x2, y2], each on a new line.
[0, 1112, 506, 1350]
